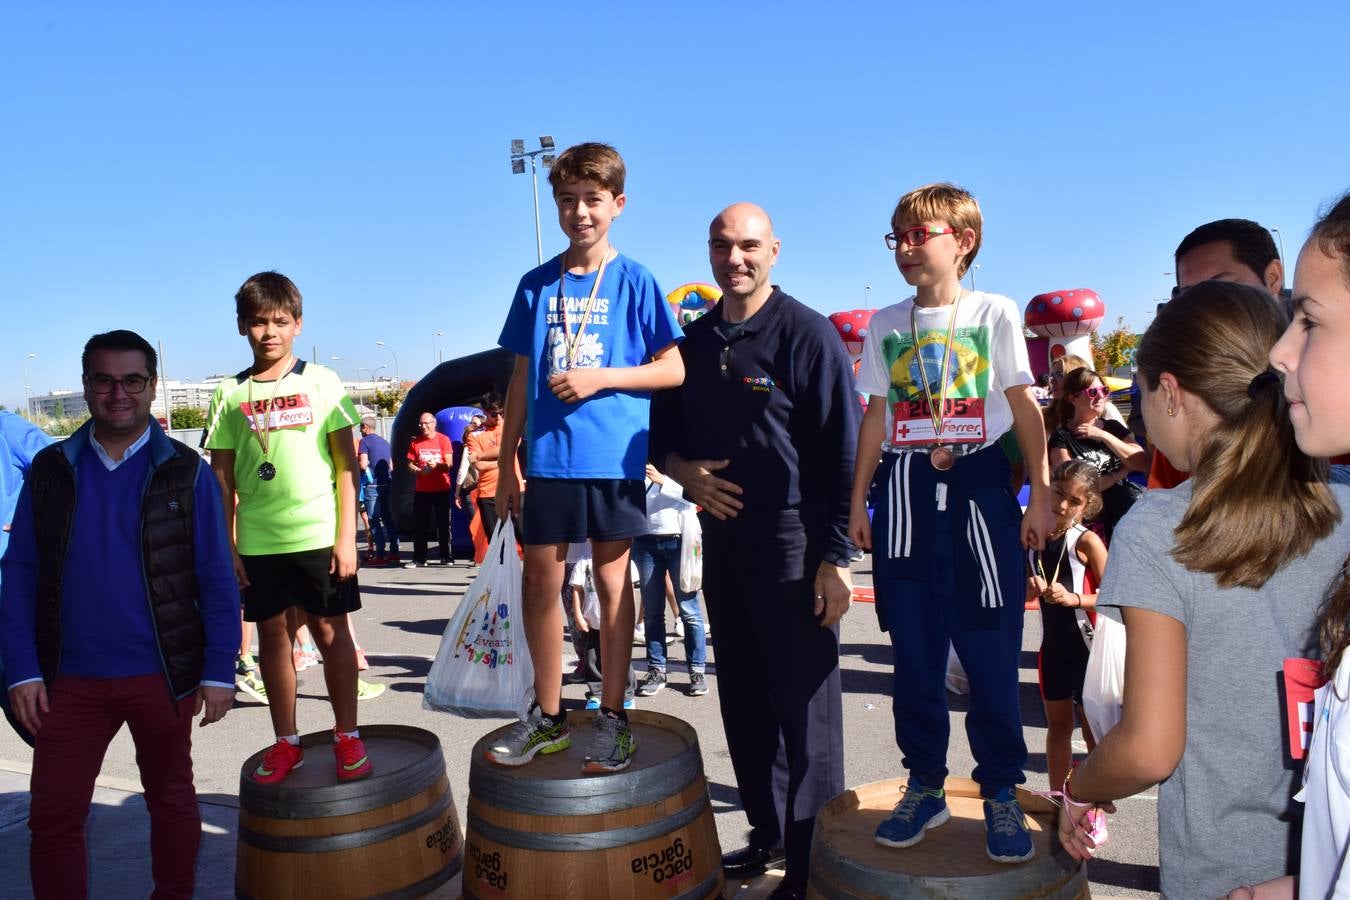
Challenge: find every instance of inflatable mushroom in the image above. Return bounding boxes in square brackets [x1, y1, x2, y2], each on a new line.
[827, 309, 876, 365]
[1024, 289, 1105, 376]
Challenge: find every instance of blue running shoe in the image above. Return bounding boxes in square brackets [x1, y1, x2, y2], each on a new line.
[984, 787, 1035, 863]
[874, 777, 950, 848]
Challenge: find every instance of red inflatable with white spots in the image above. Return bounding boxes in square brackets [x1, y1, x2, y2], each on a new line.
[828, 309, 876, 362]
[1025, 289, 1105, 337]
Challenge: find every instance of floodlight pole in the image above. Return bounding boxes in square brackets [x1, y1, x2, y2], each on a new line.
[530, 155, 543, 265]
[511, 137, 557, 266]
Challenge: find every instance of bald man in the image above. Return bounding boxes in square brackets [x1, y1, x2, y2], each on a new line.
[652, 204, 859, 897]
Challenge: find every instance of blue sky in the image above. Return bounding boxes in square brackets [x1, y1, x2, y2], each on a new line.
[4, 2, 1347, 410]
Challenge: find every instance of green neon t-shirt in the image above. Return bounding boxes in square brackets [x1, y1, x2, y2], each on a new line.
[204, 360, 359, 555]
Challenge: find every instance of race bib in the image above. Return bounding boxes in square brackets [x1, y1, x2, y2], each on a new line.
[1284, 657, 1325, 761]
[241, 393, 315, 431]
[891, 397, 987, 446]
[418, 449, 444, 466]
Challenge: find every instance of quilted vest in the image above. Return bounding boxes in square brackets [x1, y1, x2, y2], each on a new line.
[28, 422, 207, 699]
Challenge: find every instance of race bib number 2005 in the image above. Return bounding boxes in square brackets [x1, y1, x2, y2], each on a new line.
[240, 393, 315, 431]
[891, 397, 987, 446]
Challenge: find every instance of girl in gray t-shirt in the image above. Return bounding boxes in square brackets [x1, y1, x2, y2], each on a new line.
[1055, 281, 1344, 900]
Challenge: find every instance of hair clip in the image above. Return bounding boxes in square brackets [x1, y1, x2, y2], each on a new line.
[1247, 370, 1280, 399]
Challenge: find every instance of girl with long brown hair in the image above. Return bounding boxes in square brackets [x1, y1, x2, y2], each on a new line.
[1054, 279, 1347, 899]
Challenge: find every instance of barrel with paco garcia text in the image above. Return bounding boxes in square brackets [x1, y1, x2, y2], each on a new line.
[463, 710, 723, 899]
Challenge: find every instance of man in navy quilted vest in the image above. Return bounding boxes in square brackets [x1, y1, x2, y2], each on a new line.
[0, 329, 240, 899]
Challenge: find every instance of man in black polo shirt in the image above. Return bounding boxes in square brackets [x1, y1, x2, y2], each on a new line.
[652, 202, 858, 898]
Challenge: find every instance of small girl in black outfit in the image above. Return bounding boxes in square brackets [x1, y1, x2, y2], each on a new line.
[1027, 460, 1109, 792]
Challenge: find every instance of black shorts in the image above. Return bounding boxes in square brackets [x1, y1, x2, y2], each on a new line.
[1038, 638, 1090, 704]
[520, 477, 647, 545]
[241, 548, 362, 623]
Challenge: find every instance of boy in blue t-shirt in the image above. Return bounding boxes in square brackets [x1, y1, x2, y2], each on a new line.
[487, 142, 684, 773]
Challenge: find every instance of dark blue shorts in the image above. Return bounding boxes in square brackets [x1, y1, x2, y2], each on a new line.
[520, 477, 647, 545]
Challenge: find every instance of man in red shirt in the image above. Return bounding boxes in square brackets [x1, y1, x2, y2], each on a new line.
[464, 399, 507, 539]
[405, 412, 455, 567]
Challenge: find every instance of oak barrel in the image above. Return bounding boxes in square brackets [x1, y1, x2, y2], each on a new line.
[807, 777, 1088, 899]
[236, 725, 462, 899]
[463, 710, 722, 899]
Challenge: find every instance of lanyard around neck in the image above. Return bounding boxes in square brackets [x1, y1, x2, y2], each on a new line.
[908, 289, 963, 445]
[558, 249, 612, 371]
[247, 356, 295, 458]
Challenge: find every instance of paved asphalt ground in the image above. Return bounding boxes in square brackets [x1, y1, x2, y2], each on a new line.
[0, 544, 1160, 898]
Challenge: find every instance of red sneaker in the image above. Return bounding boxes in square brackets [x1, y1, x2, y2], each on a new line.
[334, 732, 373, 782]
[252, 739, 304, 785]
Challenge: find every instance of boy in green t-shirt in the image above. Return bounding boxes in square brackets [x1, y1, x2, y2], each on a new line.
[204, 271, 371, 785]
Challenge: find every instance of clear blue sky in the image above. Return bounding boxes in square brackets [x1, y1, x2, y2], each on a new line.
[4, 2, 1347, 410]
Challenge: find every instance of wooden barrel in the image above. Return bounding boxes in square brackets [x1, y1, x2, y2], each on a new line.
[236, 725, 462, 899]
[463, 710, 723, 899]
[807, 777, 1088, 899]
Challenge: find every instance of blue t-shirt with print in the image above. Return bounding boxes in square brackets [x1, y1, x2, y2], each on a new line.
[498, 252, 681, 480]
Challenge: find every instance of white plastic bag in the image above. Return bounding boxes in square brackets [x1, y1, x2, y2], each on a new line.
[423, 519, 534, 718]
[1082, 608, 1126, 740]
[678, 505, 703, 593]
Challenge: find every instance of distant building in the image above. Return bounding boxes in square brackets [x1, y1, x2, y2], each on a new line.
[28, 375, 395, 420]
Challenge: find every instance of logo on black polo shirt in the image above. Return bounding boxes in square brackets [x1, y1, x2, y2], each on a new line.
[743, 376, 775, 393]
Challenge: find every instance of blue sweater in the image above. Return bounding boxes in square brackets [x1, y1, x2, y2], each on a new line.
[0, 428, 240, 688]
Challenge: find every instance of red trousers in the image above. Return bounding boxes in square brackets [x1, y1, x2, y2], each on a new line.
[29, 674, 200, 899]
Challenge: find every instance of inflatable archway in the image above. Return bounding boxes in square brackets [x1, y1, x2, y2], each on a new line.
[388, 347, 515, 536]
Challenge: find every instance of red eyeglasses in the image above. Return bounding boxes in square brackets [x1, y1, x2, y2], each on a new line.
[884, 227, 956, 250]
[1075, 386, 1110, 401]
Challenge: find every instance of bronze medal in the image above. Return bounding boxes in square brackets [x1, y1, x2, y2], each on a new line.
[930, 446, 955, 470]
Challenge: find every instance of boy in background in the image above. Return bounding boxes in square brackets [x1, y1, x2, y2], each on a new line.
[488, 142, 684, 773]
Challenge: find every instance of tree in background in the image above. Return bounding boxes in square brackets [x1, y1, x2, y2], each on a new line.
[372, 388, 403, 417]
[170, 407, 207, 430]
[1091, 317, 1139, 376]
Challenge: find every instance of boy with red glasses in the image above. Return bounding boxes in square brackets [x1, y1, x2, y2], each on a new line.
[848, 182, 1053, 863]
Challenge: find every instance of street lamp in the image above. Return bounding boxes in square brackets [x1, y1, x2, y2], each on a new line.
[864, 284, 871, 306]
[375, 341, 400, 393]
[330, 355, 365, 406]
[510, 136, 557, 265]
[433, 331, 444, 367]
[968, 264, 981, 290]
[1270, 226, 1286, 262]
[23, 352, 35, 416]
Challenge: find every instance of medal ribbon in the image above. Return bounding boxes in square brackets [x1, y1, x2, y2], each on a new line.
[557, 249, 612, 371]
[247, 356, 295, 462]
[1035, 531, 1070, 590]
[908, 289, 964, 449]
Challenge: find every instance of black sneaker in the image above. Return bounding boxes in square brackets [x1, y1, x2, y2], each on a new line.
[636, 669, 667, 697]
[688, 671, 708, 696]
